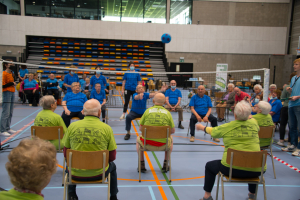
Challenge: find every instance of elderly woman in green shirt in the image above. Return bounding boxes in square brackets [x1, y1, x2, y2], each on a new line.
[196, 100, 265, 200]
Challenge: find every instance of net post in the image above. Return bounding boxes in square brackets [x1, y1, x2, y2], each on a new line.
[263, 68, 270, 102]
[0, 60, 2, 104]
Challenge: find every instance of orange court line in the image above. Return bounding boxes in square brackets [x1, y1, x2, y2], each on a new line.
[1, 120, 34, 145]
[118, 91, 168, 200]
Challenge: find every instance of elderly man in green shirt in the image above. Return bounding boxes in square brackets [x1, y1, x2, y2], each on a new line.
[137, 93, 175, 173]
[64, 99, 118, 200]
[34, 95, 67, 150]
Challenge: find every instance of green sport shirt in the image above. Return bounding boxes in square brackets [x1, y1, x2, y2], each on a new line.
[252, 113, 274, 147]
[64, 116, 117, 177]
[0, 189, 44, 200]
[34, 109, 68, 150]
[209, 118, 266, 172]
[139, 105, 175, 143]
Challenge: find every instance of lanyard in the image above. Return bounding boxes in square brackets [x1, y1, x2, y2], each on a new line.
[291, 76, 300, 88]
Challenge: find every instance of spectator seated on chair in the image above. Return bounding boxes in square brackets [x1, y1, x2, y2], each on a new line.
[61, 82, 87, 127]
[90, 66, 107, 94]
[250, 101, 274, 147]
[268, 84, 277, 101]
[216, 83, 235, 122]
[164, 80, 184, 129]
[79, 73, 87, 88]
[46, 73, 59, 100]
[90, 83, 107, 123]
[250, 84, 263, 102]
[63, 65, 79, 93]
[137, 93, 175, 173]
[81, 77, 92, 99]
[196, 100, 266, 200]
[268, 90, 282, 124]
[21, 73, 40, 107]
[59, 75, 67, 96]
[0, 137, 57, 200]
[189, 85, 219, 143]
[124, 85, 166, 140]
[247, 93, 263, 115]
[34, 95, 67, 150]
[63, 99, 118, 200]
[231, 87, 250, 110]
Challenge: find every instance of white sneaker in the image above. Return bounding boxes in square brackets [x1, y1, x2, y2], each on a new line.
[277, 141, 285, 146]
[7, 129, 16, 134]
[292, 149, 300, 156]
[1, 132, 11, 136]
[281, 144, 296, 152]
[120, 113, 125, 120]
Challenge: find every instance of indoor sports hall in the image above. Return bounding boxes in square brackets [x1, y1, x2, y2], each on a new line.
[0, 0, 300, 200]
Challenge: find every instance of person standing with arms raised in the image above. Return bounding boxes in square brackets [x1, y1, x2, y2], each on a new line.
[120, 61, 141, 120]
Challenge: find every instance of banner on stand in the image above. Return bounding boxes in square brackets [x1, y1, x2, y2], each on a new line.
[215, 63, 228, 92]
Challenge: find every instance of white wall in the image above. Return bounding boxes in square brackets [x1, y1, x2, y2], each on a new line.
[0, 15, 287, 55]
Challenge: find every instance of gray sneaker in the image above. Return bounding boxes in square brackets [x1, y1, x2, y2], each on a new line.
[281, 144, 296, 152]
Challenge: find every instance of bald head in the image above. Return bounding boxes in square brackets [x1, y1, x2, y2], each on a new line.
[83, 99, 101, 116]
[49, 73, 55, 79]
[197, 85, 206, 96]
[234, 87, 241, 96]
[153, 93, 165, 106]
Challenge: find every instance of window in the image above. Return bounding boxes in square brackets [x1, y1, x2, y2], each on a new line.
[25, 0, 50, 17]
[75, 0, 100, 20]
[121, 0, 143, 23]
[51, 0, 74, 19]
[170, 0, 192, 25]
[1, 0, 20, 15]
[144, 0, 166, 24]
[101, 0, 121, 22]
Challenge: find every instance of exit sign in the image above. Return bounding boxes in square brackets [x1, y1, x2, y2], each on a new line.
[179, 57, 184, 62]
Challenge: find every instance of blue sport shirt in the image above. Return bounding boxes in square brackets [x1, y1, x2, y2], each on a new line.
[63, 92, 87, 112]
[131, 93, 150, 115]
[79, 79, 86, 88]
[19, 69, 28, 78]
[46, 78, 58, 90]
[90, 75, 107, 93]
[189, 94, 212, 116]
[123, 72, 141, 91]
[289, 75, 300, 107]
[90, 90, 106, 104]
[64, 74, 79, 93]
[165, 88, 182, 105]
[269, 99, 282, 123]
[23, 79, 37, 89]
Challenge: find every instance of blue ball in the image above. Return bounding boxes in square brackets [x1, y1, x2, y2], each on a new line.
[161, 33, 171, 44]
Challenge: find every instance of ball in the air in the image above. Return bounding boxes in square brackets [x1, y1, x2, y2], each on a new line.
[161, 33, 171, 44]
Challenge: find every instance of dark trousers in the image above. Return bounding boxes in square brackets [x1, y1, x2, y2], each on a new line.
[47, 89, 59, 100]
[204, 160, 263, 194]
[279, 106, 290, 141]
[24, 90, 39, 106]
[62, 111, 85, 127]
[189, 114, 218, 136]
[125, 111, 143, 131]
[68, 162, 118, 197]
[101, 104, 106, 119]
[123, 90, 136, 113]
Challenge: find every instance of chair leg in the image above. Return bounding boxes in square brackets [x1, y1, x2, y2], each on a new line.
[62, 158, 65, 186]
[216, 173, 220, 200]
[107, 173, 111, 200]
[187, 124, 190, 136]
[221, 174, 224, 200]
[270, 147, 276, 179]
[263, 180, 267, 200]
[169, 150, 171, 182]
[138, 149, 141, 182]
[254, 184, 258, 200]
[63, 174, 68, 200]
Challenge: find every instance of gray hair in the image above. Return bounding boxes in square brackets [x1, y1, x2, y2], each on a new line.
[254, 84, 262, 91]
[269, 84, 277, 89]
[39, 95, 55, 110]
[228, 83, 235, 88]
[257, 101, 271, 115]
[83, 103, 101, 115]
[234, 100, 252, 121]
[71, 82, 79, 87]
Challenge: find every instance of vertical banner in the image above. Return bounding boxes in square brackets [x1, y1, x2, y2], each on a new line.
[215, 63, 228, 92]
[263, 68, 270, 102]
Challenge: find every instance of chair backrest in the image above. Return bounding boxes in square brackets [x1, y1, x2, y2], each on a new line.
[215, 92, 225, 99]
[226, 148, 267, 169]
[141, 125, 171, 139]
[31, 126, 64, 140]
[258, 126, 275, 139]
[66, 149, 109, 170]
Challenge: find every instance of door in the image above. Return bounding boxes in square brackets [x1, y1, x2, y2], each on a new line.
[169, 63, 193, 87]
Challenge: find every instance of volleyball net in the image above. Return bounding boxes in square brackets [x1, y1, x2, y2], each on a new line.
[0, 59, 270, 112]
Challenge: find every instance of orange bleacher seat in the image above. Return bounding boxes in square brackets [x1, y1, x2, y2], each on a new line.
[133, 53, 138, 56]
[87, 40, 92, 42]
[53, 62, 59, 65]
[110, 68, 116, 71]
[44, 46, 49, 48]
[98, 44, 103, 46]
[122, 57, 127, 59]
[104, 52, 109, 54]
[133, 61, 139, 63]
[110, 60, 115, 62]
[57, 46, 61, 48]
[55, 58, 60, 60]
[44, 54, 49, 56]
[146, 65, 151, 67]
[116, 73, 122, 75]
[139, 49, 144, 51]
[103, 68, 109, 70]
[110, 82, 116, 85]
[98, 48, 103, 50]
[56, 50, 61, 52]
[75, 55, 80, 57]
[84, 72, 89, 74]
[140, 69, 146, 71]
[135, 65, 139, 67]
[92, 63, 97, 66]
[74, 43, 80, 45]
[139, 53, 144, 55]
[79, 63, 84, 65]
[77, 72, 83, 74]
[122, 49, 127, 51]
[110, 44, 115, 46]
[68, 51, 74, 53]
[139, 57, 144, 59]
[56, 75, 61, 78]
[50, 42, 55, 44]
[98, 59, 103, 62]
[80, 55, 86, 57]
[133, 45, 138, 47]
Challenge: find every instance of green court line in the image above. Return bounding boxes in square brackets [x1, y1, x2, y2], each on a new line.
[152, 151, 179, 200]
[135, 120, 180, 200]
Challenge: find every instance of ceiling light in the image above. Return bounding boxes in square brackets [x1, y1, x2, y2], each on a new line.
[32, 1, 35, 3]
[77, 4, 80, 7]
[84, 3, 86, 4]
[53, 3, 55, 5]
[101, 7, 104, 8]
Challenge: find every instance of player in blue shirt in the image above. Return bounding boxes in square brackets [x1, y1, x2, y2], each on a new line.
[61, 82, 88, 127]
[269, 91, 282, 123]
[120, 62, 141, 120]
[18, 65, 28, 81]
[282, 59, 300, 155]
[79, 74, 87, 88]
[46, 74, 59, 100]
[164, 80, 184, 129]
[124, 85, 163, 140]
[90, 83, 107, 123]
[63, 66, 79, 93]
[189, 85, 219, 142]
[90, 66, 107, 92]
